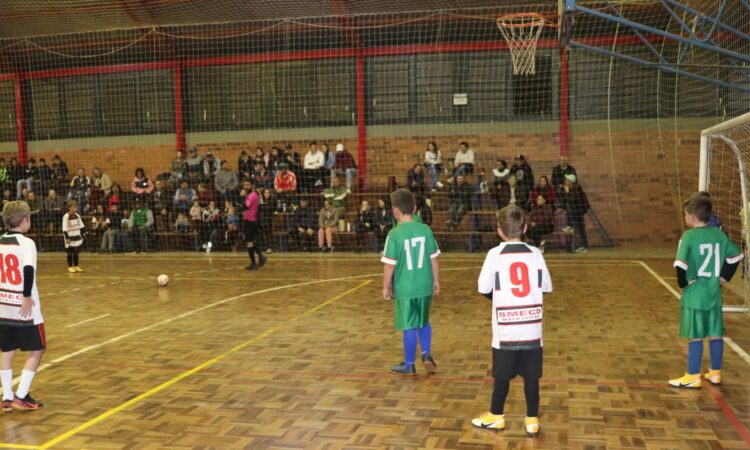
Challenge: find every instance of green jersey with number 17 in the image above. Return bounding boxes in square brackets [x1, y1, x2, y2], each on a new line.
[381, 221, 440, 300]
[673, 226, 743, 310]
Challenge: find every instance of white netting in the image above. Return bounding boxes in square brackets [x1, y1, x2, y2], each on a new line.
[496, 14, 547, 76]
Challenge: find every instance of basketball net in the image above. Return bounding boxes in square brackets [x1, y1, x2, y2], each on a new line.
[496, 14, 547, 76]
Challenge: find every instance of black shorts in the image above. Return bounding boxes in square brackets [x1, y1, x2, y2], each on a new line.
[493, 347, 542, 380]
[0, 324, 46, 352]
[243, 220, 259, 242]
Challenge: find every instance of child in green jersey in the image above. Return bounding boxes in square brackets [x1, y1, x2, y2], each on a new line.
[670, 195, 743, 388]
[381, 189, 440, 375]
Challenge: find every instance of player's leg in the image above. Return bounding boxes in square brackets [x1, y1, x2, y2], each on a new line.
[670, 307, 705, 388]
[704, 307, 724, 384]
[66, 247, 75, 273]
[244, 221, 258, 270]
[326, 227, 334, 252]
[73, 247, 82, 272]
[12, 325, 45, 410]
[520, 348, 543, 436]
[418, 323, 436, 373]
[0, 347, 15, 411]
[389, 327, 417, 376]
[472, 348, 512, 430]
[318, 227, 326, 251]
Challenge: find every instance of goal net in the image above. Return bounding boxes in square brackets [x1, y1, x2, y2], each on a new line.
[700, 111, 750, 314]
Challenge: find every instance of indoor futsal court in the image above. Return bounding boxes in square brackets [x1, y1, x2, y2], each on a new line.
[0, 0, 748, 449]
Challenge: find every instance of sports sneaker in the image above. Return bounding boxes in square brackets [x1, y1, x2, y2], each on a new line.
[388, 362, 416, 376]
[704, 369, 721, 385]
[668, 372, 702, 388]
[258, 255, 267, 268]
[246, 264, 258, 271]
[11, 394, 43, 411]
[524, 417, 540, 436]
[329, 246, 335, 254]
[562, 226, 574, 233]
[471, 412, 505, 430]
[74, 266, 84, 272]
[2, 399, 12, 412]
[421, 353, 437, 374]
[436, 181, 444, 188]
[67, 267, 76, 273]
[320, 246, 328, 253]
[575, 247, 588, 253]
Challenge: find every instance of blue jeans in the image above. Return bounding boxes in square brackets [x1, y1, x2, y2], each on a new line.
[426, 164, 440, 190]
[332, 168, 358, 189]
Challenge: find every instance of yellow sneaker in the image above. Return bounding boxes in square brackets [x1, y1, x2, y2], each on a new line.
[74, 266, 83, 272]
[470, 412, 505, 430]
[524, 417, 540, 436]
[67, 267, 76, 273]
[704, 369, 721, 385]
[668, 372, 701, 388]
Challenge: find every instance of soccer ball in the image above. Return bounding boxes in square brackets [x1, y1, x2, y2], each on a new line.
[157, 274, 169, 287]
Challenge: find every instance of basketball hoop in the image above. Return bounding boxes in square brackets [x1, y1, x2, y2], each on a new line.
[496, 13, 549, 76]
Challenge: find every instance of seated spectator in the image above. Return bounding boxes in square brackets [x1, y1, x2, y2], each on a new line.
[92, 166, 113, 196]
[215, 161, 239, 203]
[259, 188, 276, 254]
[25, 191, 41, 231]
[322, 143, 335, 181]
[527, 194, 555, 251]
[492, 159, 510, 186]
[101, 202, 125, 253]
[185, 147, 203, 185]
[36, 158, 52, 194]
[0, 159, 9, 192]
[68, 168, 91, 208]
[189, 199, 203, 222]
[196, 182, 215, 207]
[131, 167, 155, 200]
[152, 179, 171, 212]
[558, 174, 590, 252]
[88, 204, 105, 252]
[407, 163, 425, 195]
[51, 155, 70, 194]
[174, 180, 196, 212]
[1, 189, 11, 209]
[128, 199, 154, 253]
[223, 200, 242, 251]
[511, 154, 534, 199]
[318, 199, 338, 253]
[119, 207, 133, 252]
[424, 141, 443, 192]
[253, 147, 269, 168]
[106, 183, 123, 211]
[268, 146, 283, 179]
[323, 177, 348, 219]
[8, 158, 24, 199]
[238, 151, 254, 182]
[155, 207, 172, 233]
[415, 194, 432, 226]
[303, 141, 326, 193]
[289, 197, 318, 251]
[17, 158, 37, 200]
[332, 143, 358, 193]
[447, 141, 474, 183]
[170, 150, 187, 185]
[273, 162, 297, 211]
[200, 200, 222, 252]
[373, 197, 392, 250]
[174, 212, 191, 234]
[355, 200, 374, 253]
[551, 155, 577, 188]
[447, 175, 473, 231]
[252, 162, 272, 190]
[496, 174, 527, 210]
[43, 188, 65, 232]
[284, 149, 302, 185]
[201, 152, 221, 185]
[528, 175, 556, 210]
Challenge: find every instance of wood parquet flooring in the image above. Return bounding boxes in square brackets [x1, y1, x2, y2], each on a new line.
[0, 253, 747, 449]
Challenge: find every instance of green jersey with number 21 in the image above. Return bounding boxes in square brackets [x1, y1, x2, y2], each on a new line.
[381, 222, 440, 300]
[674, 226, 743, 310]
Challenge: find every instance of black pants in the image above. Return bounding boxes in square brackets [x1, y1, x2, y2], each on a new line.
[569, 213, 588, 248]
[66, 246, 80, 267]
[527, 223, 554, 246]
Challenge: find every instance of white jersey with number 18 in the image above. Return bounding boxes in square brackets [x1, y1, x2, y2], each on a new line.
[478, 242, 552, 350]
[0, 232, 42, 326]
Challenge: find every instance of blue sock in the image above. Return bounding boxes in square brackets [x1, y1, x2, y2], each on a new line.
[403, 329, 418, 367]
[417, 323, 432, 356]
[709, 338, 724, 370]
[687, 340, 703, 375]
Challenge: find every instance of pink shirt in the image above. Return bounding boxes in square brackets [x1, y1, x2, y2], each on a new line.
[243, 190, 259, 222]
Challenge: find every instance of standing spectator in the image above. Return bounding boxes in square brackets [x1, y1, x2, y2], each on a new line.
[152, 179, 171, 212]
[62, 200, 84, 273]
[51, 155, 70, 194]
[318, 199, 338, 253]
[332, 143, 358, 193]
[407, 163, 426, 195]
[238, 151, 254, 182]
[68, 168, 91, 208]
[558, 174, 589, 252]
[173, 180, 196, 212]
[131, 168, 155, 200]
[170, 150, 187, 185]
[106, 183, 123, 211]
[273, 162, 297, 211]
[447, 141, 474, 183]
[43, 188, 64, 233]
[201, 152, 222, 185]
[424, 141, 443, 192]
[303, 141, 326, 193]
[128, 199, 154, 253]
[447, 175, 473, 231]
[511, 154, 534, 199]
[242, 179, 267, 271]
[88, 205, 105, 253]
[355, 200, 374, 253]
[551, 155, 577, 188]
[289, 197, 318, 251]
[215, 161, 239, 203]
[373, 197, 392, 250]
[528, 176, 556, 210]
[35, 158, 52, 195]
[323, 177, 348, 219]
[258, 188, 276, 254]
[185, 147, 203, 185]
[252, 162, 272, 190]
[527, 194, 555, 251]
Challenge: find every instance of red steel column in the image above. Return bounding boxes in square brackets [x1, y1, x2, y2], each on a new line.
[356, 49, 367, 191]
[174, 63, 185, 152]
[559, 48, 570, 157]
[14, 74, 27, 164]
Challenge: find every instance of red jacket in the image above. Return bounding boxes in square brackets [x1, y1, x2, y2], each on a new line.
[274, 170, 297, 192]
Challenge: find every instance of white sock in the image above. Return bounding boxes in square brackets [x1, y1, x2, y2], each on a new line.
[15, 370, 35, 399]
[0, 369, 12, 400]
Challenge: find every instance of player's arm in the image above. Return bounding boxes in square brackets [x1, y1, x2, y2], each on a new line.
[20, 245, 37, 319]
[477, 252, 494, 301]
[720, 249, 744, 284]
[673, 236, 692, 289]
[431, 257, 440, 296]
[382, 263, 395, 300]
[381, 235, 396, 300]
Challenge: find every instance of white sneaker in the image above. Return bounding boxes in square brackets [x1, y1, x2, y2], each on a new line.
[562, 226, 574, 233]
[575, 247, 588, 253]
[436, 181, 444, 188]
[346, 188, 352, 194]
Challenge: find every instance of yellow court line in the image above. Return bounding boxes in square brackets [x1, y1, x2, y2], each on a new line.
[0, 444, 40, 449]
[37, 280, 373, 450]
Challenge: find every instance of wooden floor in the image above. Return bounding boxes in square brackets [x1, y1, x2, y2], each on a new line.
[0, 251, 748, 450]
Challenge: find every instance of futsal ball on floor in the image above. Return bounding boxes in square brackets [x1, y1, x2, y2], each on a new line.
[157, 274, 170, 287]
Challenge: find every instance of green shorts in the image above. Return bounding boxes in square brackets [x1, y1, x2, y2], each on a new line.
[679, 306, 724, 339]
[394, 296, 432, 331]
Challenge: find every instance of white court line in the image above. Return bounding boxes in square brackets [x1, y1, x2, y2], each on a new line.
[66, 314, 111, 328]
[638, 260, 750, 368]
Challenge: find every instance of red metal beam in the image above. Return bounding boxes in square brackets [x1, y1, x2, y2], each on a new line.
[14, 74, 26, 164]
[356, 48, 366, 192]
[174, 63, 185, 152]
[559, 48, 569, 157]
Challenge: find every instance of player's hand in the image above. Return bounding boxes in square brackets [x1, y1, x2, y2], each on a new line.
[382, 286, 392, 300]
[720, 277, 728, 285]
[433, 281, 440, 296]
[65, 239, 71, 245]
[19, 296, 33, 319]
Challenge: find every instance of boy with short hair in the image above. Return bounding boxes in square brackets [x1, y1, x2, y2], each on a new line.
[669, 195, 743, 388]
[381, 189, 440, 375]
[473, 205, 552, 436]
[62, 200, 84, 273]
[0, 201, 46, 410]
